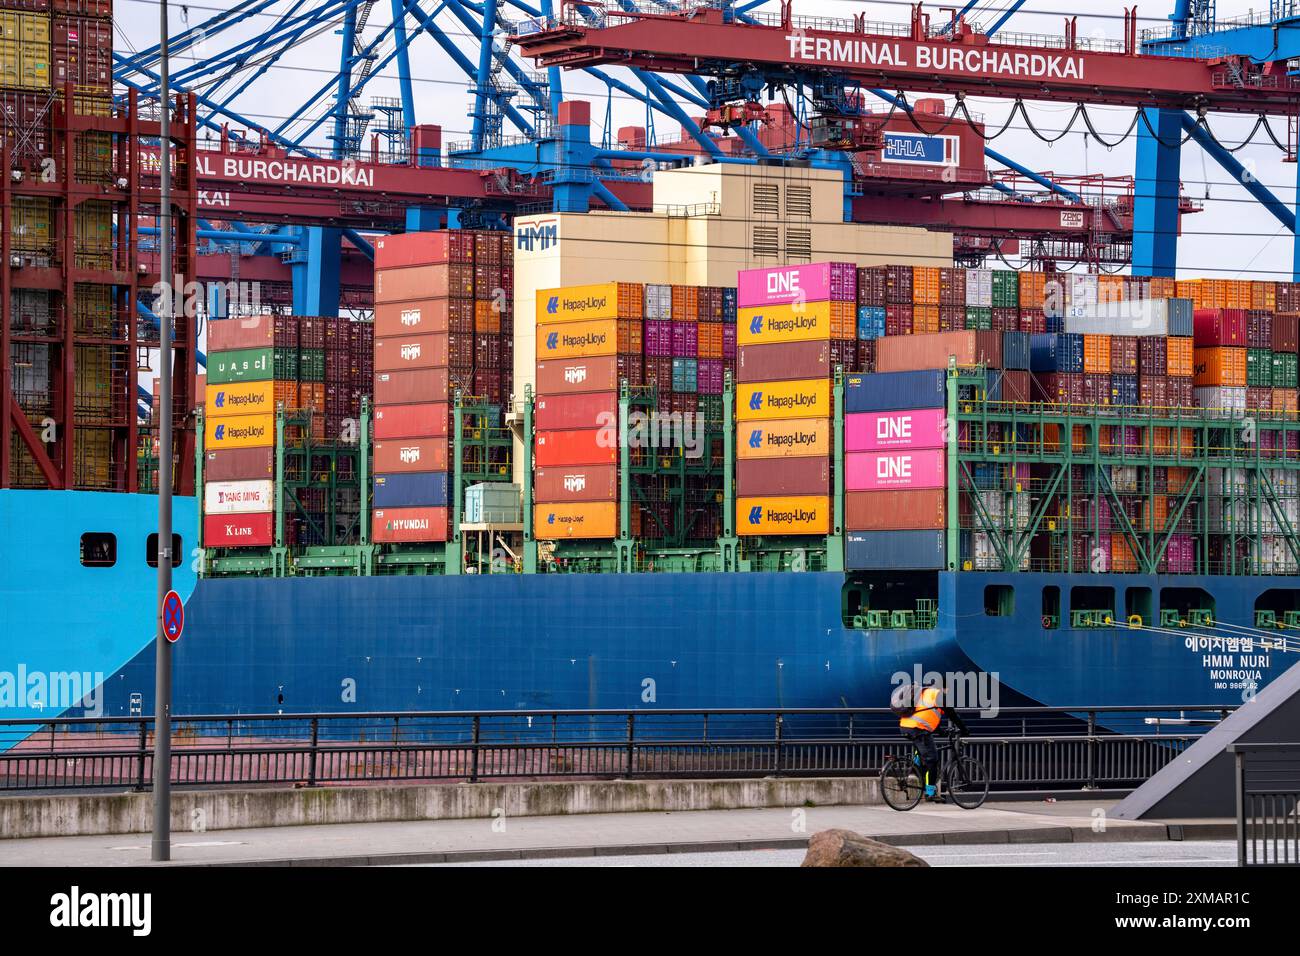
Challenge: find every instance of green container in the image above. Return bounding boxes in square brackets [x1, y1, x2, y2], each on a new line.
[697, 394, 724, 424]
[207, 346, 299, 385]
[991, 270, 1020, 308]
[1247, 348, 1273, 387]
[964, 307, 993, 331]
[299, 348, 326, 383]
[1273, 351, 1299, 389]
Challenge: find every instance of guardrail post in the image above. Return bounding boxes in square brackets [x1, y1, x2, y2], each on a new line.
[1234, 747, 1247, 867]
[625, 714, 635, 777]
[774, 712, 784, 775]
[135, 719, 149, 792]
[470, 715, 481, 783]
[307, 717, 320, 788]
[1086, 710, 1097, 790]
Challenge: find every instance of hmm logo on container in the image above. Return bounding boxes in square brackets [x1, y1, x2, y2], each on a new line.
[517, 218, 558, 252]
[563, 364, 588, 385]
[563, 474, 586, 493]
[400, 343, 422, 361]
[401, 308, 421, 327]
[399, 446, 421, 464]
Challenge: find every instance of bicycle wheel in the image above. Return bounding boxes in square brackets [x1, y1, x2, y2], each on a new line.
[944, 755, 990, 810]
[880, 755, 924, 811]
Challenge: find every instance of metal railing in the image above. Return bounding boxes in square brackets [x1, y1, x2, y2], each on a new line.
[0, 706, 1228, 793]
[1230, 743, 1300, 866]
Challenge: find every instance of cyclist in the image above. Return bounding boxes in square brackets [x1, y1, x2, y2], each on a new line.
[894, 683, 970, 801]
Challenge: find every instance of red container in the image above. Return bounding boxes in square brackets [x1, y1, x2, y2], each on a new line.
[374, 231, 473, 269]
[376, 264, 468, 304]
[1193, 308, 1248, 346]
[885, 304, 913, 336]
[1138, 337, 1167, 376]
[736, 457, 830, 497]
[992, 308, 1019, 332]
[373, 402, 450, 440]
[736, 340, 830, 383]
[1082, 372, 1111, 406]
[53, 16, 113, 92]
[999, 369, 1032, 403]
[373, 368, 450, 405]
[1247, 310, 1274, 350]
[534, 464, 619, 503]
[857, 339, 876, 374]
[857, 266, 887, 306]
[204, 447, 274, 482]
[54, 0, 113, 14]
[1274, 313, 1300, 353]
[372, 507, 450, 543]
[1110, 335, 1139, 375]
[204, 513, 274, 548]
[845, 489, 945, 531]
[1035, 372, 1084, 404]
[535, 355, 620, 394]
[535, 391, 618, 430]
[875, 331, 1002, 373]
[0, 91, 51, 169]
[535, 428, 618, 467]
[374, 438, 449, 474]
[374, 333, 449, 371]
[374, 299, 472, 337]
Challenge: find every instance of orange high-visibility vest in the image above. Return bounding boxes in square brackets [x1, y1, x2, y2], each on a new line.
[900, 685, 943, 732]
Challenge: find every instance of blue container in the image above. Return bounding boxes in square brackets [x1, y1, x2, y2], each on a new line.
[1044, 315, 1064, 334]
[1001, 331, 1031, 370]
[374, 471, 449, 509]
[1167, 297, 1193, 337]
[672, 357, 698, 393]
[856, 305, 886, 340]
[1029, 333, 1083, 373]
[722, 287, 738, 322]
[984, 369, 1002, 402]
[846, 531, 947, 571]
[846, 369, 946, 412]
[1111, 373, 1139, 408]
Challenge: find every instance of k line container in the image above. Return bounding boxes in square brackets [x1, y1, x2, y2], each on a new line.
[374, 333, 450, 371]
[535, 391, 618, 431]
[736, 495, 831, 536]
[736, 340, 831, 383]
[535, 428, 618, 467]
[534, 464, 619, 503]
[845, 408, 946, 452]
[535, 356, 621, 394]
[204, 380, 278, 419]
[534, 501, 619, 540]
[204, 447, 274, 482]
[204, 479, 275, 515]
[736, 458, 830, 497]
[204, 512, 274, 548]
[846, 530, 946, 570]
[373, 471, 450, 509]
[373, 402, 449, 440]
[846, 370, 947, 412]
[845, 449, 945, 491]
[536, 318, 619, 359]
[373, 368, 450, 405]
[735, 378, 831, 421]
[873, 331, 1002, 373]
[846, 489, 946, 531]
[205, 413, 275, 450]
[737, 301, 835, 346]
[737, 261, 856, 308]
[372, 506, 450, 543]
[737, 418, 831, 459]
[374, 438, 449, 474]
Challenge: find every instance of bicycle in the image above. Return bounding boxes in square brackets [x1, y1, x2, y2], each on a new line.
[880, 726, 990, 811]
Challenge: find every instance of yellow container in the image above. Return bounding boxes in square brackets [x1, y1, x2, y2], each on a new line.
[736, 378, 831, 421]
[11, 195, 51, 254]
[535, 282, 633, 323]
[737, 417, 832, 459]
[534, 501, 618, 539]
[0, 13, 50, 90]
[738, 301, 834, 346]
[75, 201, 113, 270]
[204, 380, 278, 419]
[205, 413, 275, 450]
[737, 495, 831, 536]
[535, 317, 619, 359]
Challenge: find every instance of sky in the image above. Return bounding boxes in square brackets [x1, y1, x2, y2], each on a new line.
[113, 0, 1300, 281]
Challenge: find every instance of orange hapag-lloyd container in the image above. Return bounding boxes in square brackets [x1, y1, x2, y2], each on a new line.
[534, 501, 619, 539]
[1193, 347, 1247, 387]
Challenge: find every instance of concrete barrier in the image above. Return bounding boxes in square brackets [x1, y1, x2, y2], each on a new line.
[0, 776, 880, 839]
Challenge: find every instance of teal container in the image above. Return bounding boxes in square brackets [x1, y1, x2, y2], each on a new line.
[672, 357, 697, 393]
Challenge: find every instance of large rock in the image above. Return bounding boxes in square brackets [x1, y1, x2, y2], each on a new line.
[801, 828, 929, 867]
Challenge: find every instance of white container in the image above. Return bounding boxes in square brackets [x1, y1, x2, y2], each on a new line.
[965, 269, 992, 308]
[1194, 386, 1247, 415]
[464, 482, 522, 524]
[1065, 298, 1171, 337]
[204, 479, 275, 515]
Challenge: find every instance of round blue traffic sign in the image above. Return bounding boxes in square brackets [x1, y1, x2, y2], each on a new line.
[162, 590, 184, 643]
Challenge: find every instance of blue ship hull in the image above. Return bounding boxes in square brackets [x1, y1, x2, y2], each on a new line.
[2, 490, 1293, 725]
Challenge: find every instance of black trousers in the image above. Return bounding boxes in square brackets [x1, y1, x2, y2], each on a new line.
[903, 728, 939, 785]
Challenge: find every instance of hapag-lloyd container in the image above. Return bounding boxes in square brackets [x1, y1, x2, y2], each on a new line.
[736, 458, 830, 497]
[534, 428, 617, 467]
[204, 479, 275, 515]
[737, 341, 831, 382]
[374, 438, 449, 474]
[204, 447, 274, 482]
[535, 282, 642, 323]
[737, 418, 831, 459]
[204, 380, 276, 419]
[536, 318, 620, 359]
[373, 368, 451, 405]
[845, 408, 945, 453]
[846, 370, 947, 412]
[534, 501, 619, 540]
[737, 301, 835, 346]
[204, 512, 274, 548]
[374, 333, 449, 371]
[535, 356, 620, 395]
[374, 471, 450, 509]
[373, 403, 449, 440]
[373, 506, 450, 543]
[846, 530, 946, 570]
[846, 489, 946, 531]
[735, 378, 831, 421]
[534, 464, 619, 503]
[737, 262, 857, 309]
[535, 391, 618, 431]
[205, 413, 274, 450]
[845, 449, 945, 491]
[736, 495, 831, 536]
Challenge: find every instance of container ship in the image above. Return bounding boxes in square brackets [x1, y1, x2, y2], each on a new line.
[3, 4, 1299, 729]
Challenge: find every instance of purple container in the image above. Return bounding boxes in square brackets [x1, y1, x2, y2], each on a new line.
[645, 319, 673, 357]
[697, 359, 724, 394]
[1165, 534, 1195, 573]
[722, 324, 737, 358]
[672, 321, 698, 357]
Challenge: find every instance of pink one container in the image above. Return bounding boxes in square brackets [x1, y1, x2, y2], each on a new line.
[846, 408, 946, 453]
[737, 262, 857, 308]
[845, 449, 946, 491]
